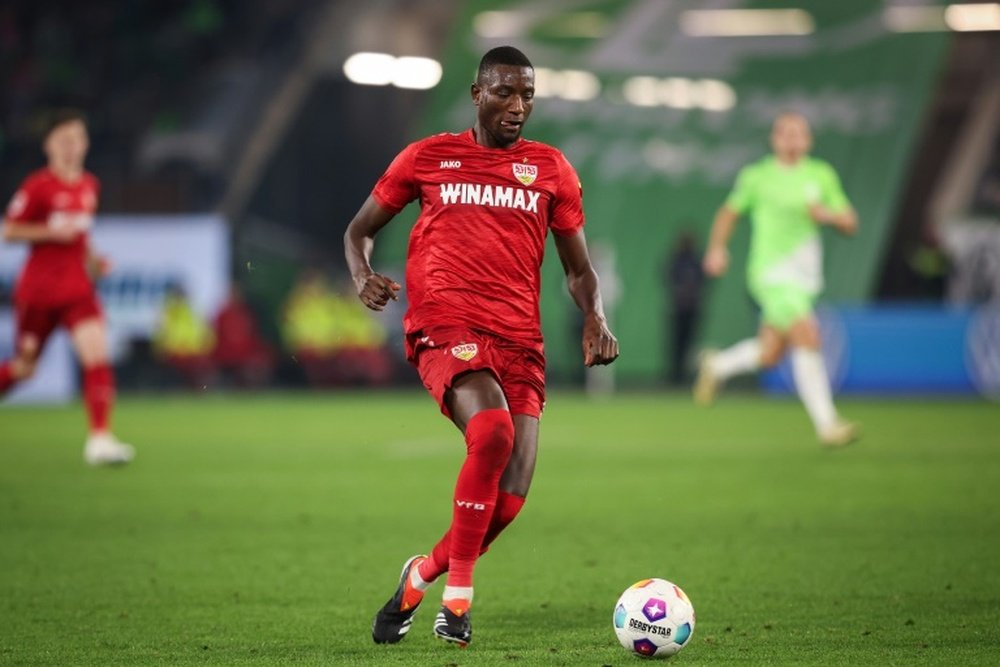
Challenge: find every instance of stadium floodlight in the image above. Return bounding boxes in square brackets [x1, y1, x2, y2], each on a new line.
[883, 5, 948, 32]
[945, 3, 1000, 31]
[697, 79, 738, 112]
[392, 56, 443, 90]
[659, 78, 696, 109]
[533, 67, 559, 98]
[623, 76, 662, 107]
[680, 9, 815, 36]
[558, 70, 602, 101]
[343, 52, 396, 86]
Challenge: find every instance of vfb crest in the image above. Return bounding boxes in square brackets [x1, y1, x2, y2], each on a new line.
[512, 162, 538, 185]
[451, 343, 478, 361]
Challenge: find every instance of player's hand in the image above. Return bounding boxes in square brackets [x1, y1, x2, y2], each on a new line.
[355, 271, 400, 311]
[703, 245, 729, 277]
[87, 255, 112, 279]
[808, 203, 836, 225]
[582, 314, 619, 367]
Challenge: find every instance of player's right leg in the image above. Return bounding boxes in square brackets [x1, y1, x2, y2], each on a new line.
[417, 413, 537, 588]
[373, 331, 514, 646]
[430, 370, 513, 646]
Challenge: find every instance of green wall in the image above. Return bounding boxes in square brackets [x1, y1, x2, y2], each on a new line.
[379, 0, 949, 382]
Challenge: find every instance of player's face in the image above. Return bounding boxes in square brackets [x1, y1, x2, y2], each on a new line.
[770, 114, 812, 162]
[44, 120, 89, 172]
[471, 65, 535, 148]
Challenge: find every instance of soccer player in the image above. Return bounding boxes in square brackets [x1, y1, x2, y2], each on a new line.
[1, 110, 135, 465]
[344, 46, 618, 647]
[694, 112, 859, 447]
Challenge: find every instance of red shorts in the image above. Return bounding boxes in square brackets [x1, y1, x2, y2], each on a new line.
[405, 326, 546, 419]
[15, 293, 103, 349]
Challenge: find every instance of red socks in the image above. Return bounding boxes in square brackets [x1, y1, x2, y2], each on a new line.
[444, 409, 514, 589]
[2, 361, 116, 432]
[83, 365, 115, 432]
[0, 361, 14, 395]
[420, 490, 527, 584]
[485, 490, 527, 548]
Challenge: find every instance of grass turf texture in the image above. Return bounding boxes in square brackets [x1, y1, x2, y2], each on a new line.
[1, 392, 998, 666]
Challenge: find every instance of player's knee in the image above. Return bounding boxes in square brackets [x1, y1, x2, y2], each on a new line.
[466, 408, 515, 462]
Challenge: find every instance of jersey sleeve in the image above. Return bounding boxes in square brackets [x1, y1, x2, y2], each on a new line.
[5, 177, 46, 223]
[819, 163, 851, 212]
[725, 165, 755, 215]
[549, 152, 585, 237]
[371, 142, 420, 214]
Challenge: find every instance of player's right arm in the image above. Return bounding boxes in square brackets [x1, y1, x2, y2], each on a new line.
[703, 205, 740, 277]
[704, 164, 753, 277]
[346, 141, 421, 311]
[344, 196, 401, 312]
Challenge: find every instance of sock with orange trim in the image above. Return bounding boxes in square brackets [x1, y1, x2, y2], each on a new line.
[445, 409, 514, 593]
[442, 586, 473, 616]
[418, 490, 527, 584]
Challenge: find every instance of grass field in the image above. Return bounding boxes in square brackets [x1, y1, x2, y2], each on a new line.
[1, 391, 999, 666]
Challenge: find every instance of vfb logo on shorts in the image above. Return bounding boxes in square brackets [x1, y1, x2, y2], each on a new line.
[451, 343, 478, 361]
[512, 162, 537, 185]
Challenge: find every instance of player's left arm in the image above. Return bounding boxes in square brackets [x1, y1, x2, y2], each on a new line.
[84, 239, 112, 279]
[554, 230, 619, 367]
[808, 164, 858, 235]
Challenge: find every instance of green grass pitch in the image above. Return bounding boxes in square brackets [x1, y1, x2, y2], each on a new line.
[1, 392, 999, 665]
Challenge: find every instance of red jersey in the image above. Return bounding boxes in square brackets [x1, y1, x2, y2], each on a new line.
[5, 168, 99, 304]
[372, 129, 585, 344]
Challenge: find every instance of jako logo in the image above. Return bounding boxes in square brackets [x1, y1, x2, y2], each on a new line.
[456, 500, 486, 510]
[440, 160, 462, 169]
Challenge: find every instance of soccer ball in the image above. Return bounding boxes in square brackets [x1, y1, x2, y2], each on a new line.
[613, 578, 695, 658]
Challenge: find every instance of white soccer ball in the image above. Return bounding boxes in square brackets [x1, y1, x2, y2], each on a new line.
[612, 578, 695, 658]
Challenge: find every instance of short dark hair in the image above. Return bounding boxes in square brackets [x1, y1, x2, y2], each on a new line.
[44, 109, 87, 138]
[477, 46, 533, 82]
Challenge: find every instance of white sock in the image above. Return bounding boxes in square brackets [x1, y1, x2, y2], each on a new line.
[409, 565, 432, 591]
[791, 347, 837, 432]
[443, 585, 473, 603]
[711, 338, 761, 381]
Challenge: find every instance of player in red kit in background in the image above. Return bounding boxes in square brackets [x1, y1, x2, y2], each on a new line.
[345, 46, 619, 647]
[1, 110, 135, 465]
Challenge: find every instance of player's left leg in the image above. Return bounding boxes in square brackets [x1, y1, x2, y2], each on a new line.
[787, 314, 858, 447]
[69, 315, 135, 465]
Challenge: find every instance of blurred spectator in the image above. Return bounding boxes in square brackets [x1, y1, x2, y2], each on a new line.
[665, 231, 705, 385]
[282, 270, 392, 387]
[154, 283, 215, 388]
[905, 225, 950, 301]
[213, 284, 275, 388]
